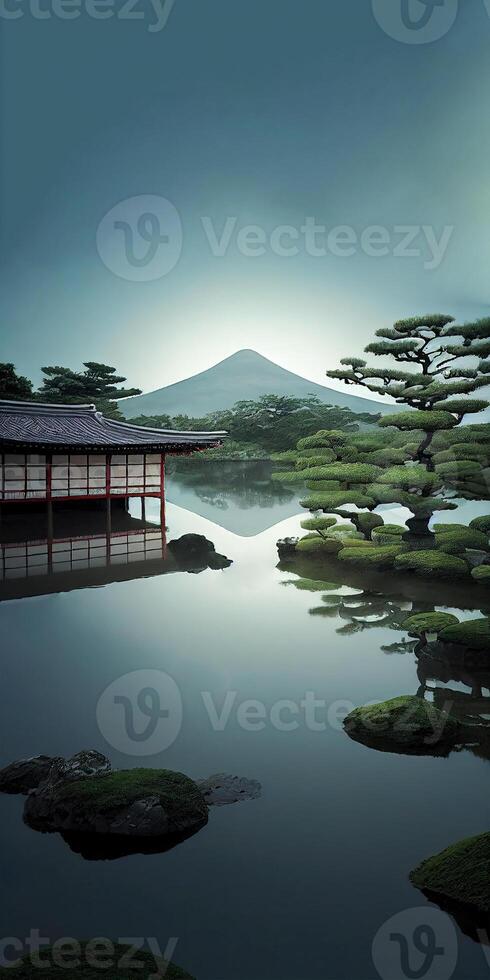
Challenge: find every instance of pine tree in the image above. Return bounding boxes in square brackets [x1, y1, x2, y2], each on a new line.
[311, 315, 490, 543]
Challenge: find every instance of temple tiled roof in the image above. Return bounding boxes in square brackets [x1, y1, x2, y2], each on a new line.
[0, 400, 226, 452]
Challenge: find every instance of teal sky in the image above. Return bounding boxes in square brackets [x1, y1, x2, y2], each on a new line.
[1, 0, 489, 399]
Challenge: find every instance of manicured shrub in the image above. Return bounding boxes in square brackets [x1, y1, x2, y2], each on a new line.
[296, 536, 343, 555]
[379, 411, 458, 431]
[372, 524, 406, 545]
[435, 528, 489, 553]
[300, 517, 338, 532]
[300, 491, 375, 511]
[471, 565, 490, 583]
[470, 515, 490, 534]
[297, 463, 382, 483]
[439, 617, 490, 649]
[352, 512, 384, 537]
[402, 612, 459, 635]
[394, 551, 469, 579]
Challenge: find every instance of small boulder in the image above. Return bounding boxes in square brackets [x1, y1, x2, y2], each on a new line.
[196, 774, 262, 807]
[0, 755, 62, 795]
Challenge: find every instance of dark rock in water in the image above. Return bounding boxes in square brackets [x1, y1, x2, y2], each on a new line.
[24, 768, 208, 841]
[0, 943, 195, 979]
[276, 537, 299, 558]
[0, 755, 62, 795]
[168, 534, 232, 572]
[196, 773, 262, 807]
[0, 750, 110, 795]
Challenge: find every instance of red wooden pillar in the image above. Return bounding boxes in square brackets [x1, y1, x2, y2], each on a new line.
[105, 453, 112, 561]
[46, 453, 53, 570]
[160, 453, 166, 557]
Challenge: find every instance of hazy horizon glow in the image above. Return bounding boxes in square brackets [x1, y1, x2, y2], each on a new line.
[1, 0, 489, 396]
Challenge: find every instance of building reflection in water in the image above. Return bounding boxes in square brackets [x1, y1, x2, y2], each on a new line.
[0, 500, 231, 601]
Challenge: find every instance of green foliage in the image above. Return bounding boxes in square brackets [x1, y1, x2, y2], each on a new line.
[338, 544, 407, 569]
[298, 463, 382, 484]
[353, 512, 384, 537]
[375, 465, 442, 491]
[439, 617, 490, 649]
[379, 411, 457, 432]
[410, 832, 490, 912]
[436, 398, 489, 416]
[0, 363, 33, 401]
[471, 566, 490, 584]
[297, 429, 349, 451]
[435, 527, 489, 554]
[470, 515, 490, 534]
[37, 363, 141, 414]
[296, 453, 336, 468]
[300, 516, 338, 531]
[300, 491, 375, 511]
[304, 480, 342, 491]
[372, 524, 406, 545]
[402, 612, 459, 635]
[296, 536, 343, 555]
[394, 551, 469, 579]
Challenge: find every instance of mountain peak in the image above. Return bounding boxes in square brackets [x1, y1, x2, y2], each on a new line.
[120, 350, 393, 419]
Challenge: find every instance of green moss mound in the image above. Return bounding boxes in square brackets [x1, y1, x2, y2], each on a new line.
[402, 612, 459, 635]
[0, 944, 194, 980]
[470, 515, 490, 534]
[338, 544, 407, 569]
[435, 528, 489, 553]
[472, 565, 490, 583]
[439, 618, 490, 650]
[344, 695, 460, 752]
[296, 536, 342, 555]
[410, 832, 490, 912]
[394, 551, 469, 579]
[53, 769, 205, 819]
[354, 513, 384, 537]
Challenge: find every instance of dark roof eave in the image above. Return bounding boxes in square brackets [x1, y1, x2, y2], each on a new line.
[0, 441, 223, 454]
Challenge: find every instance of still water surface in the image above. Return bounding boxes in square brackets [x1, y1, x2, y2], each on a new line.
[1, 462, 489, 980]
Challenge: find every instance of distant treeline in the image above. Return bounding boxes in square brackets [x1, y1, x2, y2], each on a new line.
[1, 361, 380, 455]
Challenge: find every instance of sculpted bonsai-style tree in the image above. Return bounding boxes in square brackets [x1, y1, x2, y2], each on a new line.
[322, 314, 490, 542]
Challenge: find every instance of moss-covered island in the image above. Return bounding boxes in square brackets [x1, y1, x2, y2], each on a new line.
[411, 832, 490, 913]
[0, 944, 194, 980]
[343, 695, 462, 755]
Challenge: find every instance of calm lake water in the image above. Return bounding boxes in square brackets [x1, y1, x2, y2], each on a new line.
[1, 462, 489, 980]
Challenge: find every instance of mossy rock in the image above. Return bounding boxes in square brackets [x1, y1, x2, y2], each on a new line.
[410, 832, 490, 912]
[439, 618, 490, 651]
[394, 551, 469, 579]
[296, 536, 343, 555]
[470, 515, 490, 535]
[24, 769, 209, 839]
[0, 944, 194, 979]
[353, 513, 384, 537]
[344, 695, 461, 754]
[472, 565, 490, 584]
[338, 544, 407, 569]
[402, 612, 459, 636]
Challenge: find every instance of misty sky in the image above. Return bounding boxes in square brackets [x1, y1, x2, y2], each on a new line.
[1, 0, 489, 399]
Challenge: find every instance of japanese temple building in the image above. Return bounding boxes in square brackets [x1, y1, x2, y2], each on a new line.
[0, 400, 225, 524]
